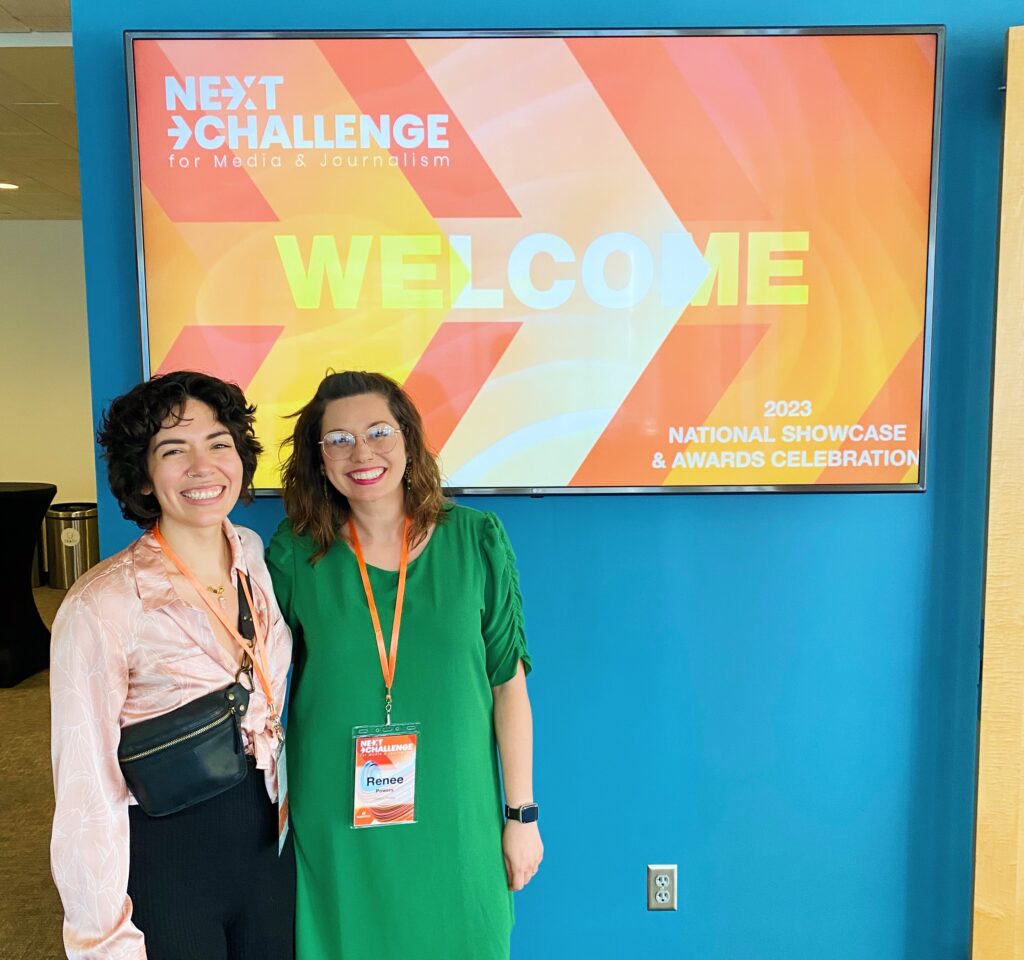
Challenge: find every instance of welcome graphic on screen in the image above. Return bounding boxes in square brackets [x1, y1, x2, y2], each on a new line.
[131, 33, 938, 491]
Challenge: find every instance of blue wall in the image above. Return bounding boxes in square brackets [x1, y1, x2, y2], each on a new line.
[72, 2, 1005, 957]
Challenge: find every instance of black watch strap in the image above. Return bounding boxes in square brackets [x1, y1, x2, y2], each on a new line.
[504, 802, 539, 824]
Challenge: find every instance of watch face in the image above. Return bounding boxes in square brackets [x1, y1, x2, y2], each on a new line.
[519, 804, 539, 824]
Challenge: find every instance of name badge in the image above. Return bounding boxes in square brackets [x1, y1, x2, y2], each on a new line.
[352, 722, 420, 828]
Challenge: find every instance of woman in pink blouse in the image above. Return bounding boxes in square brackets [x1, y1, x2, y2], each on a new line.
[49, 371, 294, 960]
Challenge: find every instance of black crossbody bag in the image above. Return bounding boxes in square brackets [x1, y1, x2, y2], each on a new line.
[117, 573, 257, 817]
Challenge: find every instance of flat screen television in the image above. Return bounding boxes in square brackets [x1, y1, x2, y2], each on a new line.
[125, 27, 943, 494]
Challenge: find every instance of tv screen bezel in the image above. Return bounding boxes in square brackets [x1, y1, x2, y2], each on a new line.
[124, 25, 945, 497]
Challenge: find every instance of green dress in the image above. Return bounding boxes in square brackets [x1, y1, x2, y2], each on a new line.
[267, 505, 530, 960]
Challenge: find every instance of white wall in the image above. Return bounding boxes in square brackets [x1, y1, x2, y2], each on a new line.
[0, 220, 96, 502]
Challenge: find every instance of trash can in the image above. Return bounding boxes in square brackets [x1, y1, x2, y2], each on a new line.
[45, 502, 99, 590]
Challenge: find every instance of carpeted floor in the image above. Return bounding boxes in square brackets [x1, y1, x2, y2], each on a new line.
[1, 587, 68, 959]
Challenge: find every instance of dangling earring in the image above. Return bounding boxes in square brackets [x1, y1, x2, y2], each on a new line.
[403, 458, 411, 490]
[321, 465, 329, 498]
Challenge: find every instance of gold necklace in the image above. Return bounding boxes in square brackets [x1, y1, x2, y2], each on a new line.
[206, 585, 227, 605]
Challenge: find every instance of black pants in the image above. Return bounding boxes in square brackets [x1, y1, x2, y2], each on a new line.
[127, 760, 295, 960]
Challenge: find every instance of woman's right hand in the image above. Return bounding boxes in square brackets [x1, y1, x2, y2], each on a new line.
[502, 820, 544, 891]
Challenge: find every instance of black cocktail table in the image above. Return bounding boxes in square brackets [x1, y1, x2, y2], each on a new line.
[0, 482, 58, 686]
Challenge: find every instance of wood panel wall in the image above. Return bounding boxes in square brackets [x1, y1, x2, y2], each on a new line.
[973, 25, 1024, 960]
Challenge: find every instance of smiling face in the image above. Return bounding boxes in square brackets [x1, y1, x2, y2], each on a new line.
[143, 398, 244, 535]
[320, 392, 407, 510]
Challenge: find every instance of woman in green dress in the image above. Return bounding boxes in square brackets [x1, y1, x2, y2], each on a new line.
[267, 370, 543, 960]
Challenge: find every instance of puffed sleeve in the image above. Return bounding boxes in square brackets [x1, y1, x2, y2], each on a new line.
[266, 519, 298, 633]
[50, 593, 147, 960]
[480, 511, 531, 687]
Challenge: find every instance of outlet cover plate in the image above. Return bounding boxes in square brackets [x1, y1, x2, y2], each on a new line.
[647, 864, 678, 911]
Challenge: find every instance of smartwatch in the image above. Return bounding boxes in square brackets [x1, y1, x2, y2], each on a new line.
[504, 802, 539, 824]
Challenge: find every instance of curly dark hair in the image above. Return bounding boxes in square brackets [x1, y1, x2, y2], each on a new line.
[97, 371, 263, 528]
[281, 371, 448, 562]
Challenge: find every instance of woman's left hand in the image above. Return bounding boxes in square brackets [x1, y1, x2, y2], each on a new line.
[502, 820, 544, 891]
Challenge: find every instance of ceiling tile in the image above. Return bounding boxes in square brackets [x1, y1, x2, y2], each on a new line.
[0, 103, 35, 133]
[14, 15, 70, 30]
[8, 102, 75, 145]
[23, 196, 78, 214]
[0, 187, 78, 214]
[0, 176, 50, 194]
[4, 157, 78, 197]
[0, 47, 74, 104]
[0, 0, 69, 18]
[0, 39, 78, 217]
[0, 130, 75, 159]
[0, 192, 43, 208]
[0, 7, 30, 31]
[0, 65, 43, 104]
[0, 173, 66, 195]
[0, 159, 37, 179]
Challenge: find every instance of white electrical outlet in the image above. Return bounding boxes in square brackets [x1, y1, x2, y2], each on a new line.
[647, 864, 678, 911]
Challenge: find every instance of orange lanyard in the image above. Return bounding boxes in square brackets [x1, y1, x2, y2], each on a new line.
[152, 526, 280, 729]
[349, 516, 410, 726]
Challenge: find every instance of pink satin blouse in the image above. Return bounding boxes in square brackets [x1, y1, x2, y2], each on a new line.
[49, 522, 292, 959]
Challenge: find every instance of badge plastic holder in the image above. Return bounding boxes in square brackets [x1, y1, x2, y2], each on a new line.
[352, 721, 420, 829]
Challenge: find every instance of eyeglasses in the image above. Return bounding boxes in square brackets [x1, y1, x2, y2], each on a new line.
[319, 423, 402, 461]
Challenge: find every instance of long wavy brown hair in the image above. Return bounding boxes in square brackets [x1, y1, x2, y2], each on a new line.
[280, 371, 449, 562]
